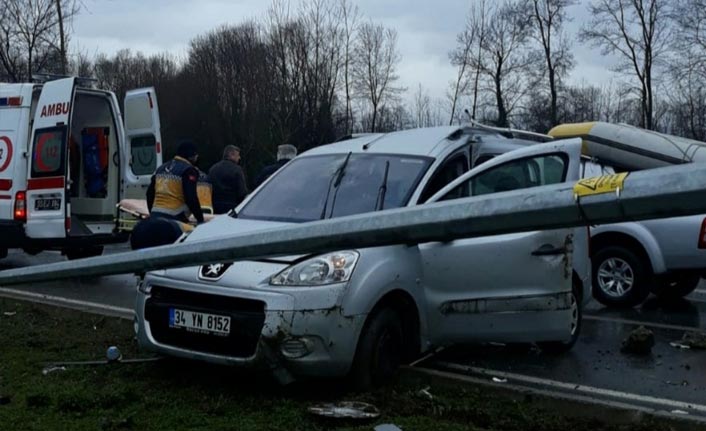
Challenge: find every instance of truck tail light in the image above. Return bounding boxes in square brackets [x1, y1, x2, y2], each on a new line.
[14, 190, 26, 222]
[699, 218, 706, 249]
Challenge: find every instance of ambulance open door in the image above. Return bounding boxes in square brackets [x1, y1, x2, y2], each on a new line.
[25, 77, 76, 239]
[122, 87, 163, 199]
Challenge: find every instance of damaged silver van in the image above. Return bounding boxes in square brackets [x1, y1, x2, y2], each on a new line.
[134, 126, 587, 388]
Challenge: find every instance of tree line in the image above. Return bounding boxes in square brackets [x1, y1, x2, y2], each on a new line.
[1, 0, 705, 178]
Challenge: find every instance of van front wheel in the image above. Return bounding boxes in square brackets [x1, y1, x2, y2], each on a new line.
[349, 308, 403, 391]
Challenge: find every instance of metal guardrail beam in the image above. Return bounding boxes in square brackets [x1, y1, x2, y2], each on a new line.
[2, 163, 706, 285]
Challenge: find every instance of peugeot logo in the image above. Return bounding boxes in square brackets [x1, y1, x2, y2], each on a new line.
[198, 262, 232, 281]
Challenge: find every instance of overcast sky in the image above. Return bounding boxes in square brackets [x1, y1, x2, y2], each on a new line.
[72, 0, 618, 102]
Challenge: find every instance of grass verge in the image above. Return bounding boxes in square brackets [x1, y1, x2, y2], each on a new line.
[0, 298, 678, 430]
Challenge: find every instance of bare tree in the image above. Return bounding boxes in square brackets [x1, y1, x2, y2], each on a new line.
[54, 0, 79, 74]
[352, 22, 403, 132]
[412, 84, 431, 128]
[580, 0, 672, 130]
[664, 0, 706, 139]
[339, 0, 359, 134]
[0, 2, 22, 81]
[448, 6, 477, 125]
[530, 0, 575, 127]
[478, 1, 535, 127]
[452, 0, 492, 121]
[0, 0, 79, 81]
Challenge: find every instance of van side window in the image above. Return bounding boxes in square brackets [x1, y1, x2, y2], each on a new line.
[31, 126, 67, 178]
[419, 153, 469, 203]
[439, 154, 567, 201]
[130, 136, 157, 175]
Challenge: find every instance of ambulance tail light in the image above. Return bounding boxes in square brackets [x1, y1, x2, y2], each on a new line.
[14, 191, 26, 222]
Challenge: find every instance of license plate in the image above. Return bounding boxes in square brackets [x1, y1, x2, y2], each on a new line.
[169, 308, 231, 336]
[34, 198, 61, 211]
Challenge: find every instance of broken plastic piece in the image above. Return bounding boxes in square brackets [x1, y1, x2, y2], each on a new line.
[2, 312, 16, 316]
[670, 342, 691, 350]
[417, 387, 433, 400]
[492, 377, 508, 383]
[307, 401, 380, 419]
[42, 365, 66, 375]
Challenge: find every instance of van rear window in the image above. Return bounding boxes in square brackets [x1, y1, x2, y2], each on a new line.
[32, 126, 66, 178]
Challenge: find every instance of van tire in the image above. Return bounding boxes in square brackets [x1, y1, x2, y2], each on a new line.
[65, 246, 104, 260]
[349, 308, 403, 391]
[538, 282, 582, 354]
[592, 246, 651, 308]
[651, 272, 701, 299]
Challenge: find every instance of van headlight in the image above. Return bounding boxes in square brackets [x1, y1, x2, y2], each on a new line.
[270, 251, 359, 286]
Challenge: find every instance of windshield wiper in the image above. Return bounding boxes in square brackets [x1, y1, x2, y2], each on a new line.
[320, 152, 352, 219]
[375, 161, 390, 211]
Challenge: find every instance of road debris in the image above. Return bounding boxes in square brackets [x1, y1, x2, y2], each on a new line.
[307, 401, 380, 420]
[41, 365, 66, 375]
[674, 332, 706, 350]
[416, 386, 433, 400]
[670, 342, 690, 350]
[2, 311, 16, 316]
[106, 346, 122, 362]
[620, 326, 654, 355]
[492, 377, 508, 383]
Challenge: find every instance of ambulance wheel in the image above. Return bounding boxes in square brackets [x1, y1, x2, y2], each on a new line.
[65, 246, 104, 260]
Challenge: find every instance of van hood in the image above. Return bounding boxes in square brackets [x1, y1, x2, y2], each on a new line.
[183, 215, 305, 263]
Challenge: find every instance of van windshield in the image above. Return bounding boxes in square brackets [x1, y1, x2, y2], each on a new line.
[238, 153, 432, 223]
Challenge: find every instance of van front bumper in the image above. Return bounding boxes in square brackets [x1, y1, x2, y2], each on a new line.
[135, 281, 366, 379]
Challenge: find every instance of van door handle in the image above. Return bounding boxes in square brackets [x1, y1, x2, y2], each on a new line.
[531, 245, 567, 256]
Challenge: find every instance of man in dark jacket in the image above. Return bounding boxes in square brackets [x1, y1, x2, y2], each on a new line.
[209, 145, 248, 214]
[253, 144, 297, 189]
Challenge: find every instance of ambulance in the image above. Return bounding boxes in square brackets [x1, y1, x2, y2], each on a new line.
[0, 77, 162, 259]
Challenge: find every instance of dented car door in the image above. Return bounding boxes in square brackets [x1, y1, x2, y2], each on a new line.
[420, 140, 582, 345]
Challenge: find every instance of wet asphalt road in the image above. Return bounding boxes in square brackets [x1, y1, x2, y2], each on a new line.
[2, 245, 706, 420]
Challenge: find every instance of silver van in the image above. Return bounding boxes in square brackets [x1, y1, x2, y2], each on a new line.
[134, 126, 588, 387]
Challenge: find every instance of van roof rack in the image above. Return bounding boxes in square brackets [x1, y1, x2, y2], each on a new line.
[32, 74, 98, 87]
[465, 119, 553, 142]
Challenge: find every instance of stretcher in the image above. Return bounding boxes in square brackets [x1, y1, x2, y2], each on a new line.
[116, 199, 215, 233]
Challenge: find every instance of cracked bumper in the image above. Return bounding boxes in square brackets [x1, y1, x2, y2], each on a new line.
[135, 278, 366, 378]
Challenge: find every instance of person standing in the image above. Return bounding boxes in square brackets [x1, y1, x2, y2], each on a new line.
[253, 144, 297, 188]
[209, 145, 248, 214]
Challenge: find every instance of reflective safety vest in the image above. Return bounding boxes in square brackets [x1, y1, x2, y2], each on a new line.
[151, 156, 195, 220]
[197, 170, 213, 215]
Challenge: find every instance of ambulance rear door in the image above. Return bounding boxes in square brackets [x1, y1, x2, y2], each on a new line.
[122, 87, 162, 199]
[26, 78, 75, 239]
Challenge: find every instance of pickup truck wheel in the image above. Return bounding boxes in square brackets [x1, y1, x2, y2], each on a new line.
[65, 246, 104, 260]
[651, 272, 701, 299]
[538, 282, 582, 354]
[349, 308, 403, 391]
[592, 246, 651, 308]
